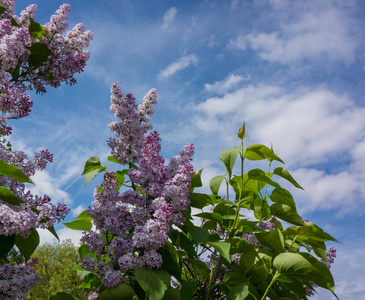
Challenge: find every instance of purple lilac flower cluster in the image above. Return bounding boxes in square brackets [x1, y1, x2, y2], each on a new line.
[107, 82, 157, 165]
[0, 258, 40, 299]
[0, 1, 92, 134]
[0, 147, 70, 238]
[80, 84, 194, 288]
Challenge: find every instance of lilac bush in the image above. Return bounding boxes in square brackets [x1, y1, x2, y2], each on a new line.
[73, 83, 338, 300]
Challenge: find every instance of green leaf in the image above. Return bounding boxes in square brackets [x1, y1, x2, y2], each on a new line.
[163, 287, 181, 300]
[0, 234, 15, 258]
[255, 228, 285, 253]
[0, 186, 26, 206]
[220, 146, 242, 178]
[63, 219, 92, 231]
[135, 268, 170, 300]
[276, 276, 308, 299]
[247, 169, 281, 189]
[28, 17, 46, 38]
[270, 188, 295, 208]
[222, 271, 246, 286]
[49, 291, 79, 300]
[0, 160, 34, 184]
[74, 210, 93, 221]
[78, 244, 92, 259]
[11, 17, 19, 27]
[213, 202, 235, 217]
[297, 222, 338, 243]
[97, 283, 136, 300]
[309, 240, 327, 262]
[28, 42, 53, 67]
[84, 168, 105, 186]
[107, 155, 120, 164]
[244, 144, 284, 164]
[79, 273, 101, 289]
[209, 175, 226, 195]
[227, 281, 249, 300]
[185, 225, 209, 244]
[206, 241, 231, 263]
[194, 212, 223, 226]
[174, 231, 196, 257]
[158, 243, 182, 282]
[81, 157, 102, 175]
[190, 169, 203, 189]
[184, 258, 210, 277]
[15, 228, 39, 261]
[253, 197, 272, 221]
[115, 170, 126, 188]
[240, 249, 272, 281]
[270, 203, 304, 226]
[274, 252, 337, 297]
[47, 226, 59, 241]
[188, 193, 212, 209]
[76, 269, 91, 281]
[180, 279, 198, 300]
[0, 4, 6, 15]
[229, 238, 255, 255]
[273, 167, 304, 190]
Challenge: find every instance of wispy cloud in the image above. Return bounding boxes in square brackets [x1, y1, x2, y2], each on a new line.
[228, 35, 247, 50]
[161, 7, 177, 31]
[204, 74, 250, 94]
[157, 54, 198, 80]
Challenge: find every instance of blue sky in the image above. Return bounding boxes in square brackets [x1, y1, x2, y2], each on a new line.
[10, 0, 365, 298]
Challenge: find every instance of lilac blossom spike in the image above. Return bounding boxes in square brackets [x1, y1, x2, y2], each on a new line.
[80, 85, 194, 286]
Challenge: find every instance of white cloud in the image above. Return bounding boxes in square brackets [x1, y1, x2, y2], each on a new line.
[158, 54, 198, 80]
[204, 74, 250, 94]
[161, 7, 177, 31]
[236, 2, 357, 64]
[196, 85, 365, 165]
[38, 227, 84, 246]
[292, 168, 360, 214]
[28, 170, 72, 205]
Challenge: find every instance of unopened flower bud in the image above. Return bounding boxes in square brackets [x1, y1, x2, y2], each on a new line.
[237, 121, 246, 139]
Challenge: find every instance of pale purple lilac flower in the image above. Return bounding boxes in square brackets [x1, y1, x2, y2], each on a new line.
[0, 258, 40, 299]
[88, 292, 98, 300]
[0, 147, 69, 238]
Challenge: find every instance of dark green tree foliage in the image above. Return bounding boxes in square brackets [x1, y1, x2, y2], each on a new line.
[27, 239, 90, 300]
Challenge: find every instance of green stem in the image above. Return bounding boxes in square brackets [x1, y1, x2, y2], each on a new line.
[206, 252, 216, 300]
[289, 235, 298, 252]
[261, 271, 279, 300]
[231, 141, 244, 233]
[263, 160, 272, 201]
